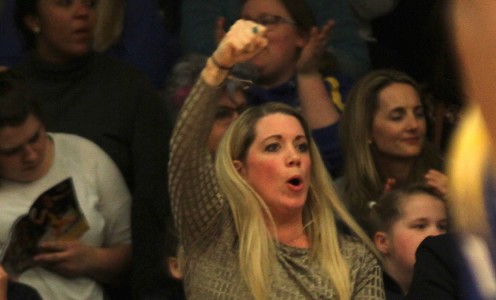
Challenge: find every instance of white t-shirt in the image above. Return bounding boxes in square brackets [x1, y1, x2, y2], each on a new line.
[0, 133, 132, 300]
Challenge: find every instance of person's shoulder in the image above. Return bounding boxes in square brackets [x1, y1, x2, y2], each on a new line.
[50, 133, 106, 158]
[339, 234, 371, 257]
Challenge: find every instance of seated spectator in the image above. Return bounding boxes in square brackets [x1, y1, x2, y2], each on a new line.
[336, 69, 447, 229]
[368, 184, 448, 298]
[0, 71, 131, 300]
[180, 0, 371, 80]
[11, 1, 172, 298]
[0, 0, 179, 88]
[169, 19, 384, 299]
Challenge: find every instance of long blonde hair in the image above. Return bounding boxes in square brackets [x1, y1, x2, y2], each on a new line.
[215, 102, 375, 299]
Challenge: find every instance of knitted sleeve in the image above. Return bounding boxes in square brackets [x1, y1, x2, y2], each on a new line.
[168, 78, 228, 251]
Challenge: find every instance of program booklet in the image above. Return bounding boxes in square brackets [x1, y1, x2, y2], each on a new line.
[0, 178, 89, 277]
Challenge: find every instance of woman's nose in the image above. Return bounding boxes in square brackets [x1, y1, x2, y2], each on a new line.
[287, 150, 301, 167]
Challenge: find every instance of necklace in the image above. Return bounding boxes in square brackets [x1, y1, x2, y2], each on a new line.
[286, 221, 313, 246]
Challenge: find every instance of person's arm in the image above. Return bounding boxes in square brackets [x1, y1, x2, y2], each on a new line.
[296, 20, 340, 130]
[34, 241, 131, 284]
[169, 20, 268, 248]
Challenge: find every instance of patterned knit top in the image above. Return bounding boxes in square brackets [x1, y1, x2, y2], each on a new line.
[169, 78, 385, 299]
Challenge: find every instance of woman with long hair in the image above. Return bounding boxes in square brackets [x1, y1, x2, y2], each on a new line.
[337, 69, 446, 229]
[169, 19, 384, 299]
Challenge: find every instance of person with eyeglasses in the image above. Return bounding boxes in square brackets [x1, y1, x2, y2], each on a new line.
[232, 0, 351, 177]
[181, 0, 371, 81]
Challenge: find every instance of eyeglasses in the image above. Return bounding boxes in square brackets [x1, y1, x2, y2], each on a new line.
[243, 14, 297, 30]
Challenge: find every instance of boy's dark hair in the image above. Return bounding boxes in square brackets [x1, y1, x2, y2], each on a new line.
[0, 70, 43, 128]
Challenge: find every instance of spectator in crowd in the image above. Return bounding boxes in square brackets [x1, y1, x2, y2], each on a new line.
[11, 0, 172, 298]
[0, 70, 132, 300]
[169, 19, 384, 299]
[336, 69, 446, 229]
[368, 184, 448, 298]
[0, 0, 179, 88]
[180, 0, 371, 80]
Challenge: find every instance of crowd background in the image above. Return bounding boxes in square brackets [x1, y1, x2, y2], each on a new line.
[0, 0, 478, 299]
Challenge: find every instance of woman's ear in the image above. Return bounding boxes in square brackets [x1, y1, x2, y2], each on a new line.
[24, 15, 41, 34]
[233, 160, 246, 176]
[374, 231, 390, 255]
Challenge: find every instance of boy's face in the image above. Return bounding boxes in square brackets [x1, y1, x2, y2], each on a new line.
[0, 115, 52, 182]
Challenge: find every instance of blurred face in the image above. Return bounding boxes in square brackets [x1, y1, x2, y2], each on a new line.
[25, 0, 98, 63]
[370, 83, 426, 159]
[0, 115, 53, 182]
[208, 89, 247, 155]
[378, 194, 447, 278]
[235, 113, 311, 218]
[241, 0, 307, 87]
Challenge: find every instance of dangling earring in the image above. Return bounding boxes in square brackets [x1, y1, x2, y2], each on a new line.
[32, 27, 41, 34]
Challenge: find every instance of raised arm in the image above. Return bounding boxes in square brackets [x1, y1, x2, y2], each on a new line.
[297, 20, 340, 130]
[169, 20, 268, 248]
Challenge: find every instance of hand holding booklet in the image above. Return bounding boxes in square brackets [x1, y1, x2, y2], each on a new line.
[0, 178, 89, 277]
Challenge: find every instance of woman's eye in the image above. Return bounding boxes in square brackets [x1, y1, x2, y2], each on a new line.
[296, 143, 308, 153]
[265, 143, 280, 152]
[389, 114, 403, 121]
[414, 109, 425, 119]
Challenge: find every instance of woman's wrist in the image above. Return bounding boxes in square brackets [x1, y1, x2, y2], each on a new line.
[201, 57, 231, 86]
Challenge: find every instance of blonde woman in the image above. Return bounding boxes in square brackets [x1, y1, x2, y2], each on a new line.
[169, 19, 384, 299]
